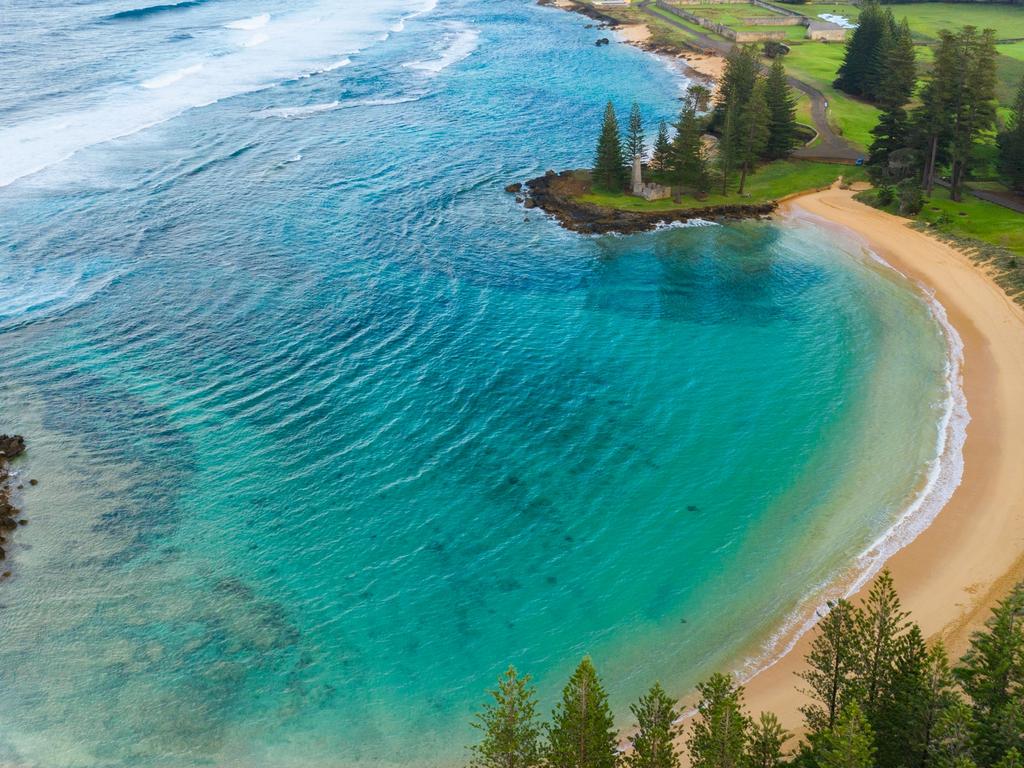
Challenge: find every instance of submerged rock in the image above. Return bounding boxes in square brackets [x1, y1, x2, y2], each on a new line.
[0, 435, 25, 460]
[0, 435, 27, 581]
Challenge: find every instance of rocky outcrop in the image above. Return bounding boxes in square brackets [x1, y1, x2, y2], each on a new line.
[0, 435, 25, 460]
[516, 170, 776, 235]
[0, 435, 27, 573]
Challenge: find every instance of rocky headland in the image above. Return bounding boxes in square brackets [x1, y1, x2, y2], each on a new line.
[513, 170, 777, 235]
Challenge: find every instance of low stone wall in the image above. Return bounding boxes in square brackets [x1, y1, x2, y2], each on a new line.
[808, 26, 847, 41]
[657, 2, 789, 41]
[658, 0, 810, 41]
[670, 0, 749, 5]
[740, 15, 802, 25]
[736, 29, 788, 41]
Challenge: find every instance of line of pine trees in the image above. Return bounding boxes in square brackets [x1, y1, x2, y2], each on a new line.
[467, 573, 1024, 768]
[591, 50, 799, 197]
[834, 1, 1003, 206]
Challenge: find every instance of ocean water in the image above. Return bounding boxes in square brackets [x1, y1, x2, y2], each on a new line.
[0, 1, 962, 767]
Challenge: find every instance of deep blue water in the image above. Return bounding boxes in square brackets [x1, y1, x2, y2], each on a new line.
[0, 1, 955, 766]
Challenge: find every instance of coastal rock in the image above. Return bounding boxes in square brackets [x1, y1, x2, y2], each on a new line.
[0, 434, 27, 582]
[595, 38, 610, 46]
[505, 182, 522, 194]
[0, 435, 25, 460]
[519, 170, 777, 235]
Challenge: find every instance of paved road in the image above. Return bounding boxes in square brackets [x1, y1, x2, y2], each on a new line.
[637, 0, 863, 163]
[934, 178, 1024, 213]
[967, 186, 1024, 214]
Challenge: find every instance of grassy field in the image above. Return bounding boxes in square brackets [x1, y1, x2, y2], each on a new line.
[861, 185, 1024, 255]
[886, 3, 1024, 42]
[589, 0, 1021, 151]
[646, 3, 731, 42]
[579, 160, 864, 211]
[917, 188, 1024, 255]
[780, 42, 880, 150]
[686, 2, 790, 24]
[858, 185, 1024, 304]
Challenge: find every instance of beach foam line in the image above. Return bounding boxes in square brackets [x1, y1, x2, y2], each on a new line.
[698, 209, 970, 713]
[256, 95, 422, 119]
[0, 0, 430, 188]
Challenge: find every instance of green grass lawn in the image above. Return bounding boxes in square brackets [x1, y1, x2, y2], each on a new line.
[578, 160, 862, 211]
[916, 187, 1024, 256]
[781, 42, 880, 150]
[691, 2, 790, 25]
[885, 3, 1024, 42]
[859, 184, 1024, 303]
[647, 4, 731, 43]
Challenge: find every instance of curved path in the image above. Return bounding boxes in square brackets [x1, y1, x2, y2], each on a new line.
[636, 0, 862, 162]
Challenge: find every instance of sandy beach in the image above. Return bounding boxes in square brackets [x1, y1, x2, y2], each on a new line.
[541, 0, 1024, 741]
[733, 186, 1024, 735]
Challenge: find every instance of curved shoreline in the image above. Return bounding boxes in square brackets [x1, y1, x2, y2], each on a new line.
[726, 187, 1024, 737]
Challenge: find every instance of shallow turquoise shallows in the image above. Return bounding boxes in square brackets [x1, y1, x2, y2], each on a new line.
[0, 1, 956, 766]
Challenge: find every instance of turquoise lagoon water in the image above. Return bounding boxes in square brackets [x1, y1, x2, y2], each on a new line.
[0, 1, 963, 766]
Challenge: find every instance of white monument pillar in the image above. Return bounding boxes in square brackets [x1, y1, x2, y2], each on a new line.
[631, 154, 643, 196]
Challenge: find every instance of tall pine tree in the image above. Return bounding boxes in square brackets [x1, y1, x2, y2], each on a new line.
[834, 1, 894, 99]
[626, 101, 646, 162]
[800, 599, 862, 733]
[626, 682, 681, 768]
[593, 101, 625, 192]
[816, 703, 875, 768]
[716, 46, 760, 195]
[930, 701, 977, 768]
[652, 121, 673, 174]
[998, 77, 1024, 192]
[868, 17, 916, 172]
[546, 657, 619, 768]
[914, 28, 959, 196]
[671, 85, 712, 196]
[745, 712, 789, 768]
[469, 666, 543, 768]
[948, 27, 998, 201]
[687, 673, 750, 768]
[874, 627, 959, 768]
[736, 76, 770, 195]
[956, 582, 1024, 766]
[763, 57, 798, 161]
[854, 570, 911, 721]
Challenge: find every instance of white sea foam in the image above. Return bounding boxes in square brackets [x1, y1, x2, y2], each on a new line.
[0, 0, 438, 188]
[0, 263, 129, 333]
[225, 12, 270, 30]
[403, 23, 479, 74]
[656, 218, 719, 230]
[323, 58, 352, 72]
[256, 94, 421, 119]
[241, 32, 270, 47]
[141, 63, 203, 89]
[688, 213, 971, 718]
